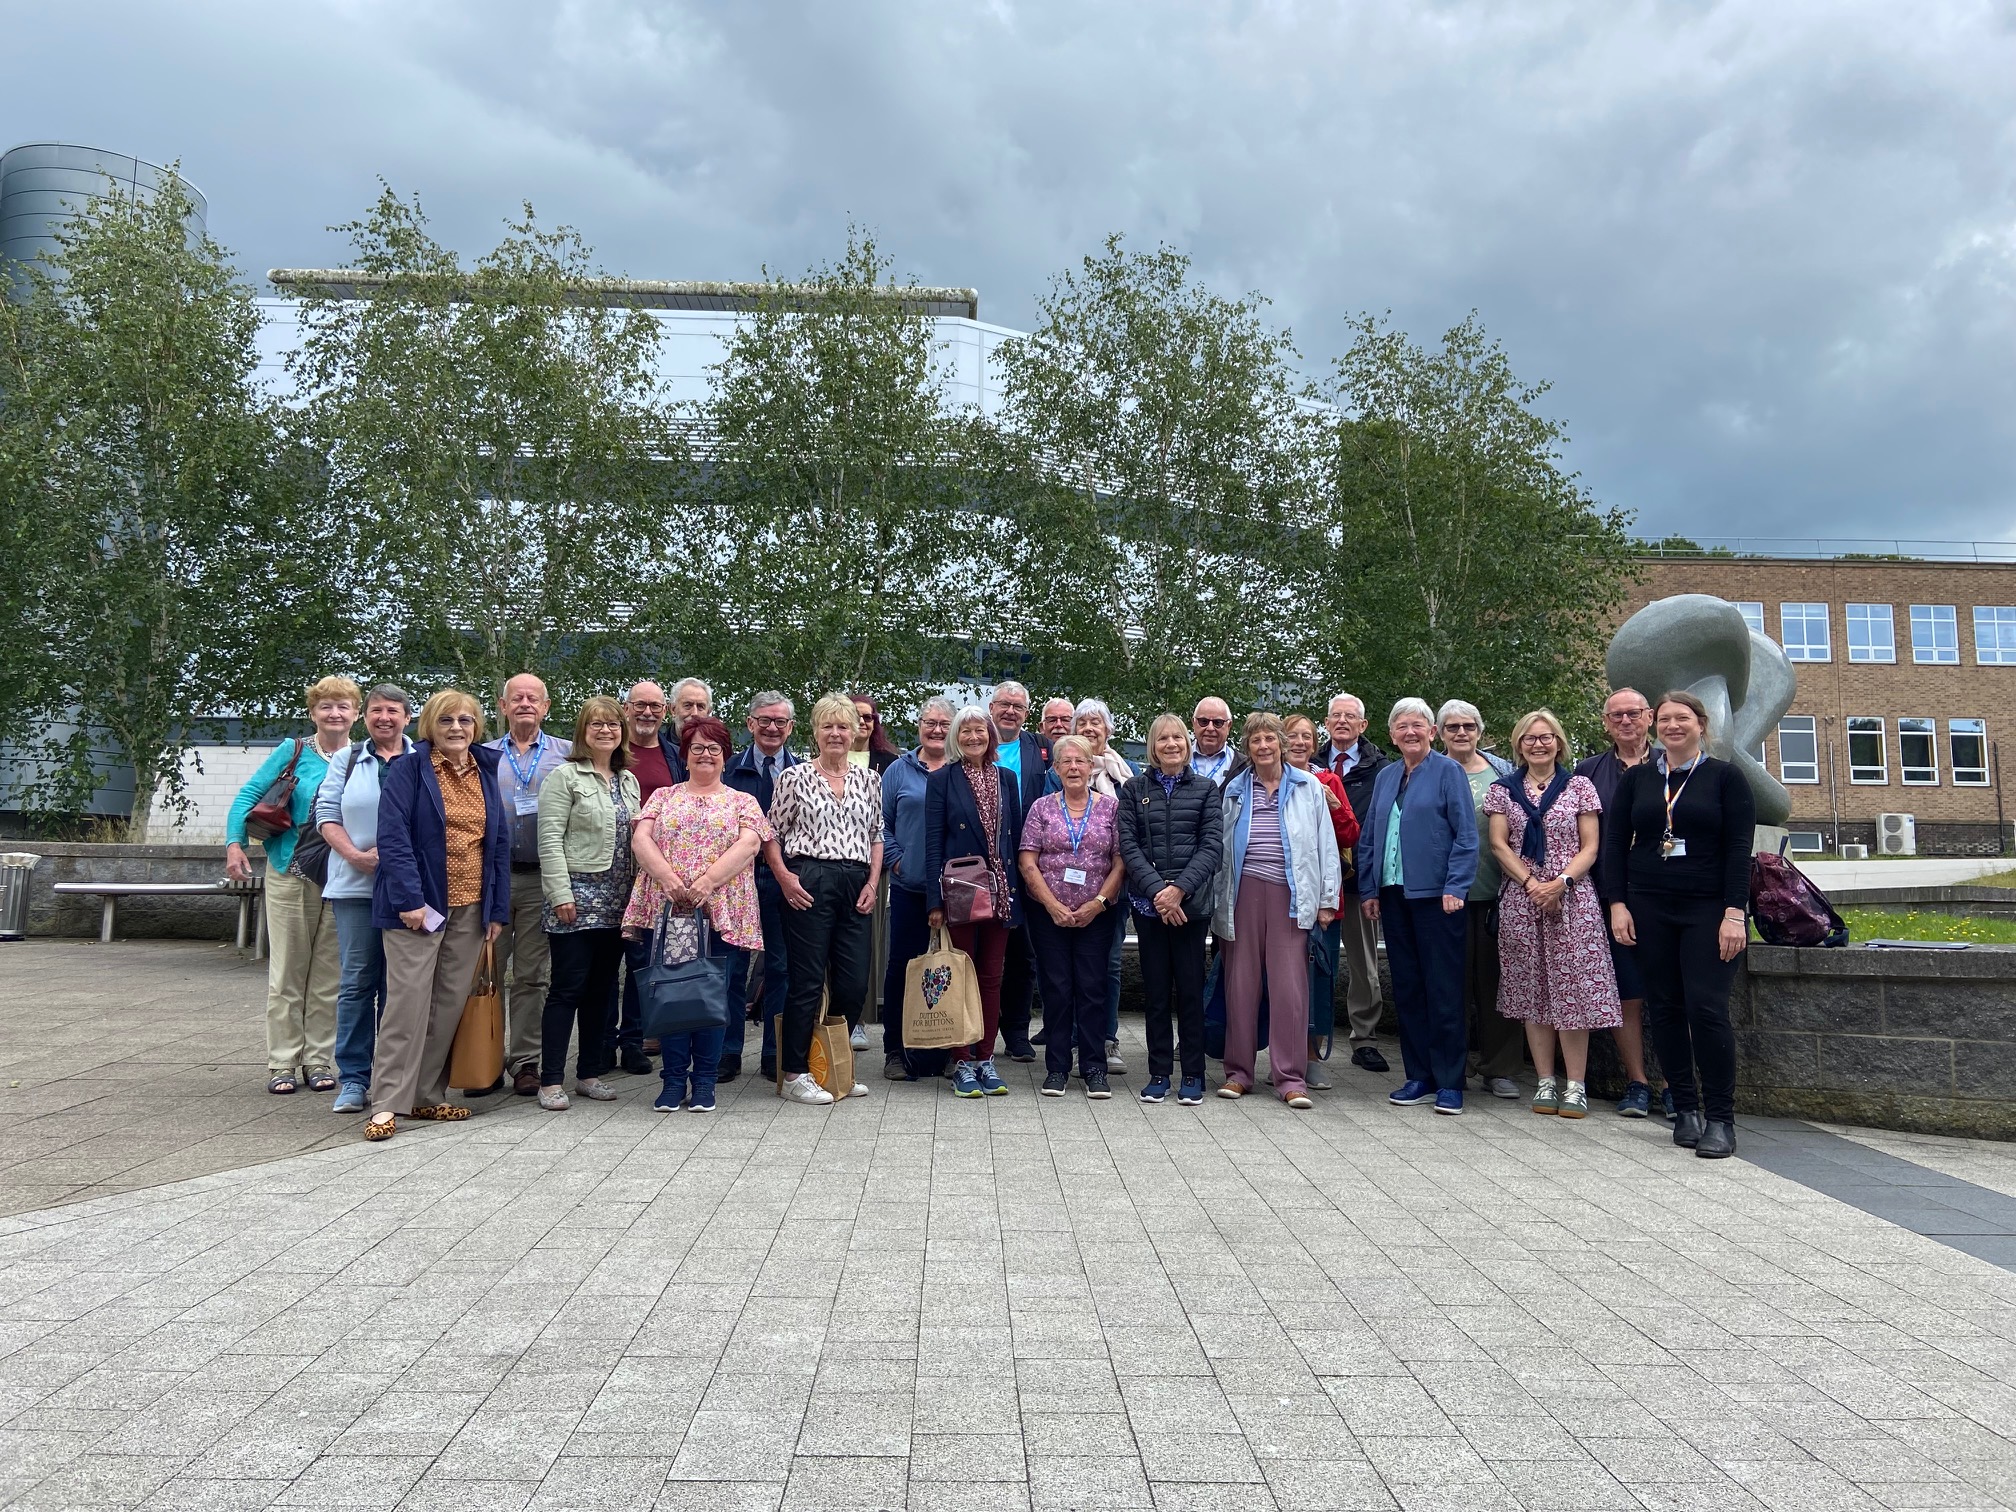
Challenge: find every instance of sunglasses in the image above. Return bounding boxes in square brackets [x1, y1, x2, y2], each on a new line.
[1442, 721, 1479, 734]
[1194, 717, 1229, 727]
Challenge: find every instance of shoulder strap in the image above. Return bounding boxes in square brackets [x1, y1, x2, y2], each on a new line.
[338, 739, 366, 791]
[281, 737, 306, 777]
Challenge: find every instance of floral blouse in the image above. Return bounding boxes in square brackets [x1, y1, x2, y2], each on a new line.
[1020, 791, 1120, 910]
[621, 784, 775, 951]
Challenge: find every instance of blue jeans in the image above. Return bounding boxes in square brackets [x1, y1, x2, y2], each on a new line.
[330, 898, 386, 1088]
[660, 954, 731, 1104]
[721, 876, 788, 1068]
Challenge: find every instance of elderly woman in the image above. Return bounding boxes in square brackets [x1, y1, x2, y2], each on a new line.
[880, 695, 955, 1080]
[363, 689, 512, 1141]
[1283, 714, 1360, 1091]
[1215, 713, 1342, 1109]
[227, 676, 362, 1096]
[626, 716, 779, 1111]
[770, 694, 885, 1090]
[1071, 697, 1136, 1072]
[533, 697, 640, 1111]
[1118, 713, 1224, 1106]
[314, 683, 415, 1113]
[1437, 699, 1522, 1100]
[1355, 697, 1479, 1116]
[1020, 736, 1128, 1099]
[1602, 691, 1753, 1160]
[924, 706, 1024, 1098]
[1485, 710, 1619, 1120]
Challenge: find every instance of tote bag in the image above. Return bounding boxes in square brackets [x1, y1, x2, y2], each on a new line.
[638, 907, 732, 1040]
[773, 988, 857, 1099]
[447, 940, 504, 1090]
[902, 926, 984, 1050]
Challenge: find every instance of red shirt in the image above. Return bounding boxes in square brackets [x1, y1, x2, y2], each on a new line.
[1312, 768, 1361, 905]
[628, 741, 674, 803]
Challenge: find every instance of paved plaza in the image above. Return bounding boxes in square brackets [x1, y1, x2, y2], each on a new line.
[3, 941, 2016, 1511]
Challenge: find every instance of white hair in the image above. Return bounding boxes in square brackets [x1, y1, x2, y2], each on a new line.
[1327, 692, 1364, 718]
[990, 680, 1031, 704]
[747, 690, 794, 717]
[950, 705, 996, 751]
[1436, 699, 1481, 731]
[1073, 697, 1115, 733]
[672, 677, 712, 704]
[918, 695, 957, 722]
[1388, 697, 1435, 727]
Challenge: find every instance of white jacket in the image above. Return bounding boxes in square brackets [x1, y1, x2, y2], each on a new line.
[1212, 764, 1343, 937]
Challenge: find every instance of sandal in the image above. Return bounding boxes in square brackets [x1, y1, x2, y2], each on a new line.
[267, 1074, 298, 1095]
[305, 1068, 337, 1093]
[363, 1114, 396, 1141]
[408, 1104, 472, 1122]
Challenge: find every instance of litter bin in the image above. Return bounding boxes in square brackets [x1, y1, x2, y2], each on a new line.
[0, 853, 38, 941]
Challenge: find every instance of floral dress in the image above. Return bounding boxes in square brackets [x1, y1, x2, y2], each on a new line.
[544, 777, 635, 934]
[622, 784, 775, 954]
[1482, 774, 1621, 1030]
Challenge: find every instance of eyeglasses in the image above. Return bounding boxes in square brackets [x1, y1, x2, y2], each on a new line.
[751, 715, 792, 729]
[1442, 722, 1479, 734]
[992, 700, 1029, 712]
[1520, 733, 1558, 744]
[587, 720, 624, 731]
[626, 701, 664, 713]
[687, 743, 724, 758]
[437, 715, 477, 728]
[1607, 708, 1650, 720]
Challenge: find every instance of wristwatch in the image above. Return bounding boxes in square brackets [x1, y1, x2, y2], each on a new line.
[1094, 894, 1110, 909]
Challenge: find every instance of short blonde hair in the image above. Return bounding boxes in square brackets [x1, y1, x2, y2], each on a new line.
[417, 688, 483, 744]
[1508, 709, 1569, 768]
[1145, 712, 1188, 752]
[810, 692, 861, 737]
[305, 676, 362, 715]
[1050, 734, 1095, 767]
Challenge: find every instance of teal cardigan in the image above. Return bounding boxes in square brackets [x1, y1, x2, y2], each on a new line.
[225, 737, 338, 873]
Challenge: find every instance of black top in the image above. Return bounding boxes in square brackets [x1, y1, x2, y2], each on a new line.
[1116, 767, 1224, 904]
[1600, 755, 1754, 911]
[1573, 747, 1654, 905]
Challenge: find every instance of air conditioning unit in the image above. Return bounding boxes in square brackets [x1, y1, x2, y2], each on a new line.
[1877, 813, 1917, 856]
[1840, 843, 1869, 860]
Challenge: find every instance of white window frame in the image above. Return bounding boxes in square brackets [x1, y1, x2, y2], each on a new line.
[1950, 719, 1990, 786]
[1976, 606, 2016, 665]
[1911, 604, 1959, 664]
[1786, 831, 1825, 855]
[1777, 715, 1820, 785]
[1781, 602, 1831, 663]
[1847, 717, 1887, 784]
[1845, 603, 1895, 664]
[1898, 717, 1938, 785]
[1734, 601, 1765, 635]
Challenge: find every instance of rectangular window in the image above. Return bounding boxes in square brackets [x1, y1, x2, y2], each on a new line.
[1847, 717, 1887, 784]
[1781, 602, 1831, 662]
[1786, 831, 1825, 854]
[1951, 719, 1989, 785]
[1777, 715, 1820, 784]
[1911, 604, 1959, 664]
[1976, 606, 2016, 665]
[1734, 601, 1765, 635]
[1845, 603, 1895, 663]
[1898, 718, 1937, 784]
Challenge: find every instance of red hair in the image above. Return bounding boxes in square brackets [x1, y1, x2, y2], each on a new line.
[679, 716, 735, 762]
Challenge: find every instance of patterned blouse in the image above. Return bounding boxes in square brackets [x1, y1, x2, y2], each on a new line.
[544, 775, 635, 934]
[963, 761, 1014, 919]
[621, 783, 775, 950]
[433, 751, 487, 908]
[770, 761, 882, 864]
[1020, 791, 1119, 910]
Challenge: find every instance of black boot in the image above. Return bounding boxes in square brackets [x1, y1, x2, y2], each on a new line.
[1673, 1110, 1705, 1148]
[1695, 1119, 1736, 1159]
[716, 1055, 741, 1083]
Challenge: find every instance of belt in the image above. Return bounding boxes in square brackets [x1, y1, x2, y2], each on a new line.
[786, 854, 869, 867]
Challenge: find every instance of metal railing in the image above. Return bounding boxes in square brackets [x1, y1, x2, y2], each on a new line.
[1634, 538, 2016, 564]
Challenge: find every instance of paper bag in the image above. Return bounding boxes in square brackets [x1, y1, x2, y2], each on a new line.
[902, 926, 983, 1051]
[773, 988, 856, 1099]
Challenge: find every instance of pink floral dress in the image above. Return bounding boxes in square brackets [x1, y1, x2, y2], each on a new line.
[1482, 774, 1621, 1030]
[622, 784, 775, 951]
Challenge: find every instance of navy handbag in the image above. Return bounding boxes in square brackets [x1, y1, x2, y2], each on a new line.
[638, 905, 731, 1040]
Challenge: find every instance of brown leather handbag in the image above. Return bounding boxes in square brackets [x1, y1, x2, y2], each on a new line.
[940, 855, 996, 924]
[244, 739, 306, 841]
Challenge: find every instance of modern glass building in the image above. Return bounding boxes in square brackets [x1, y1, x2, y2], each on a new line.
[0, 142, 207, 298]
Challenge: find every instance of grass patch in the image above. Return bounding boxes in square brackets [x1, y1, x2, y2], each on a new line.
[1835, 908, 2016, 945]
[1963, 867, 2016, 891]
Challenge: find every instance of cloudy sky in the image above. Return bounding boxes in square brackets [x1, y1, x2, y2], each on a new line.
[9, 0, 2014, 542]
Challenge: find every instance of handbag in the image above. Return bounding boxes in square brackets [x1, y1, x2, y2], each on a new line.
[637, 905, 732, 1040]
[245, 738, 306, 841]
[902, 925, 984, 1050]
[447, 939, 504, 1091]
[940, 854, 996, 924]
[291, 741, 365, 888]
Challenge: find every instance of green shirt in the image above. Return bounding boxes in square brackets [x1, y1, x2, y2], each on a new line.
[1381, 799, 1405, 888]
[1466, 765, 1502, 902]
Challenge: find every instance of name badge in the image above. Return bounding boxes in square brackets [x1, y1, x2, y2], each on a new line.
[1062, 867, 1088, 886]
[515, 793, 541, 816]
[1663, 837, 1687, 859]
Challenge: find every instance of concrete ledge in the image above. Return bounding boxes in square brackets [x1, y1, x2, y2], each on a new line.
[1824, 886, 2016, 920]
[11, 842, 266, 941]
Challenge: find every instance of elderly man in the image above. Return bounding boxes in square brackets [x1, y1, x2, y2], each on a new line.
[1574, 687, 1659, 1118]
[671, 677, 713, 729]
[1039, 697, 1076, 741]
[721, 692, 805, 1081]
[610, 680, 680, 1075]
[1190, 697, 1245, 785]
[483, 673, 575, 1094]
[990, 680, 1052, 1063]
[1317, 693, 1392, 1074]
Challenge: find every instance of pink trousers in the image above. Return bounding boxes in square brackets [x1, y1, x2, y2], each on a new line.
[1223, 876, 1309, 1099]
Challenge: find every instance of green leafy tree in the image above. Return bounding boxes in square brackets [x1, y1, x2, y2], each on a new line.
[989, 237, 1313, 733]
[291, 189, 679, 717]
[1310, 312, 1638, 746]
[0, 170, 341, 834]
[664, 230, 1009, 715]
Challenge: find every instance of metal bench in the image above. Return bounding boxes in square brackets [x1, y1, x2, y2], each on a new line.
[52, 879, 267, 957]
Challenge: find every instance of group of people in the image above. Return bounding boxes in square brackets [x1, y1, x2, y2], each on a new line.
[230, 673, 1754, 1159]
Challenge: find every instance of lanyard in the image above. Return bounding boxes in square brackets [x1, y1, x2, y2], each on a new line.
[1060, 793, 1096, 852]
[502, 734, 544, 793]
[1662, 756, 1700, 838]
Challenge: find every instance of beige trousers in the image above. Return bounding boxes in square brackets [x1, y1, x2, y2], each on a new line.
[499, 869, 549, 1071]
[371, 904, 485, 1115]
[1339, 901, 1384, 1044]
[263, 865, 341, 1076]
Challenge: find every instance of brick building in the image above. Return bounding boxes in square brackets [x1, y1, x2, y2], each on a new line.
[1623, 552, 2015, 857]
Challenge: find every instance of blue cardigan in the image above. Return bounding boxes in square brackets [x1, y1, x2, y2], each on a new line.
[371, 741, 513, 930]
[1352, 749, 1480, 901]
[922, 761, 1023, 926]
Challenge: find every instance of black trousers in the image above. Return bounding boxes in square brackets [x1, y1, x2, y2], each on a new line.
[1137, 911, 1209, 1083]
[1381, 888, 1469, 1093]
[1631, 891, 1739, 1122]
[998, 921, 1038, 1050]
[1027, 908, 1118, 1077]
[879, 884, 935, 1068]
[778, 858, 872, 1077]
[542, 927, 622, 1085]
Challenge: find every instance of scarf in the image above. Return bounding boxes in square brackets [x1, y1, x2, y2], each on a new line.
[961, 761, 1013, 917]
[1495, 767, 1569, 872]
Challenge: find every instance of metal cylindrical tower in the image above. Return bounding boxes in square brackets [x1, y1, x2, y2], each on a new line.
[0, 142, 207, 299]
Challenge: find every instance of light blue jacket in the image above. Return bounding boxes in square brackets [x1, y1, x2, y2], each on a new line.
[1212, 765, 1343, 937]
[1353, 749, 1480, 901]
[313, 737, 415, 900]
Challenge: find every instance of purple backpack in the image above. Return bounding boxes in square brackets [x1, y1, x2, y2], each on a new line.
[1749, 842, 1848, 948]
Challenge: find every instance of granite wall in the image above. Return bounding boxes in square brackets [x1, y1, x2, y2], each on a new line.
[8, 842, 263, 942]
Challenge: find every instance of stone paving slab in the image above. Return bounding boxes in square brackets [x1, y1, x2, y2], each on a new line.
[3, 942, 2016, 1509]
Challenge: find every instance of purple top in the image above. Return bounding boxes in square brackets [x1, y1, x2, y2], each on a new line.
[1244, 782, 1287, 884]
[1020, 791, 1120, 909]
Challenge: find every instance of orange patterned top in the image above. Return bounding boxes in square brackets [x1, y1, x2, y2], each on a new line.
[433, 751, 487, 908]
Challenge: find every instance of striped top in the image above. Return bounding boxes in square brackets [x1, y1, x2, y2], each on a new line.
[433, 752, 488, 908]
[1245, 781, 1288, 885]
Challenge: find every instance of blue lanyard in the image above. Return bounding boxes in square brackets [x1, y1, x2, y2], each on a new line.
[502, 734, 544, 793]
[1060, 794, 1096, 852]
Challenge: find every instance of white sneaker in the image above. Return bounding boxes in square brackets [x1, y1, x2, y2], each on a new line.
[1305, 1064, 1333, 1091]
[783, 1073, 834, 1106]
[1105, 1039, 1127, 1075]
[537, 1085, 569, 1111]
[575, 1078, 618, 1101]
[1485, 1077, 1520, 1100]
[849, 1024, 870, 1051]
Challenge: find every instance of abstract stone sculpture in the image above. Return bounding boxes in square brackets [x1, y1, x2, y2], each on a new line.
[1605, 593, 1796, 826]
